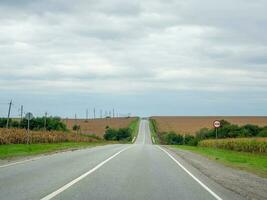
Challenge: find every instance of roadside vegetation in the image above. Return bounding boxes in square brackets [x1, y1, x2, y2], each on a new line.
[174, 145, 267, 178]
[0, 142, 108, 159]
[0, 116, 111, 159]
[129, 118, 140, 142]
[149, 119, 160, 144]
[104, 118, 140, 142]
[151, 118, 267, 153]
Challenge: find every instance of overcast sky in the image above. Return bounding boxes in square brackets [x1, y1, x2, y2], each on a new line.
[0, 0, 267, 118]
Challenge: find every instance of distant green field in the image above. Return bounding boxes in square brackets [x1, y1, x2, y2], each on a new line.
[0, 142, 109, 159]
[173, 145, 267, 178]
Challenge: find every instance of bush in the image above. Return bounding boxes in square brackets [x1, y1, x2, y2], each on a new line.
[72, 125, 80, 131]
[117, 128, 131, 140]
[184, 135, 198, 146]
[0, 118, 21, 128]
[195, 120, 266, 140]
[17, 117, 67, 131]
[242, 124, 260, 136]
[104, 128, 132, 141]
[163, 132, 183, 145]
[104, 128, 117, 140]
[0, 117, 67, 131]
[258, 127, 267, 137]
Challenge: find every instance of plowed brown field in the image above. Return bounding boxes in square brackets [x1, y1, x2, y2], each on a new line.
[151, 116, 267, 135]
[64, 117, 137, 138]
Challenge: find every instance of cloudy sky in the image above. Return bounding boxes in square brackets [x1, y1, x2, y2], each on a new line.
[0, 0, 267, 118]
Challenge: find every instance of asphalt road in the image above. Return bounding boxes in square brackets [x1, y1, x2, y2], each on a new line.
[0, 120, 241, 200]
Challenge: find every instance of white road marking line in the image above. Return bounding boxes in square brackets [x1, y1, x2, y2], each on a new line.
[40, 145, 133, 200]
[0, 157, 42, 168]
[157, 146, 223, 200]
[143, 130, 146, 144]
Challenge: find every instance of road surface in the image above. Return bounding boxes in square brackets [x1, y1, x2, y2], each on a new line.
[0, 120, 241, 200]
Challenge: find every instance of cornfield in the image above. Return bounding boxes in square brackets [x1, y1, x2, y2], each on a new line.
[199, 138, 267, 153]
[0, 128, 99, 145]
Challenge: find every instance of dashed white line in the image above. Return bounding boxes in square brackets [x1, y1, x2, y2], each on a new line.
[157, 146, 223, 200]
[41, 145, 133, 200]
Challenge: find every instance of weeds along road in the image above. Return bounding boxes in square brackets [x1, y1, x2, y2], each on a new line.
[0, 120, 242, 200]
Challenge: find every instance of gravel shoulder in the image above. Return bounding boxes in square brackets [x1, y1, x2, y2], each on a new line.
[166, 146, 267, 200]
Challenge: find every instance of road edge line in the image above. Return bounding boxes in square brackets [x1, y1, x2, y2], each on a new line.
[157, 146, 223, 200]
[40, 145, 133, 200]
[0, 157, 43, 169]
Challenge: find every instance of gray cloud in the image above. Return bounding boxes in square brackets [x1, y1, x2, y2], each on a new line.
[0, 0, 267, 116]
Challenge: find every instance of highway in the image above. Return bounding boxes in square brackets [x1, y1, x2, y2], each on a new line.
[0, 120, 240, 200]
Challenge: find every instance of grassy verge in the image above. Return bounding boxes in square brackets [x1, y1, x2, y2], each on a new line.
[173, 145, 267, 178]
[0, 142, 111, 159]
[129, 118, 140, 142]
[149, 118, 160, 144]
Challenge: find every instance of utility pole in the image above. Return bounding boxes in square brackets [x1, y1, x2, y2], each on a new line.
[20, 105, 23, 121]
[100, 109, 102, 118]
[44, 112, 48, 131]
[113, 108, 115, 118]
[6, 100, 12, 128]
[86, 109, 88, 121]
[75, 113, 78, 135]
[19, 105, 23, 128]
[93, 108, 96, 119]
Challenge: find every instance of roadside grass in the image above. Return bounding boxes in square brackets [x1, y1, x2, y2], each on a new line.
[149, 119, 160, 144]
[129, 118, 140, 142]
[173, 145, 267, 178]
[0, 142, 112, 159]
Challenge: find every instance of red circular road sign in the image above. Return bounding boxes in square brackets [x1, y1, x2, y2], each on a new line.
[213, 120, 221, 128]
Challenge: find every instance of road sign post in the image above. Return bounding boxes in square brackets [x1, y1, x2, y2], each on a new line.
[25, 112, 34, 144]
[213, 120, 221, 139]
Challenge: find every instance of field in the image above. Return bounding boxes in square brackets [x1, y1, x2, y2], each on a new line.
[151, 116, 267, 135]
[64, 117, 138, 138]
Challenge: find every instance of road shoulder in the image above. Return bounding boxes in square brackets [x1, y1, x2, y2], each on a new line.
[166, 146, 267, 200]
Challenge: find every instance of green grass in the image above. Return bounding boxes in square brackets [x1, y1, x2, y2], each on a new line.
[173, 145, 267, 178]
[149, 119, 160, 144]
[0, 142, 109, 159]
[129, 118, 140, 142]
